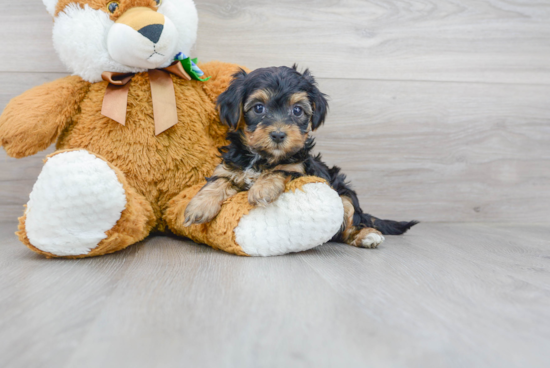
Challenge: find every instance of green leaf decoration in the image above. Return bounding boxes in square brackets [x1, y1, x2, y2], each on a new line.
[179, 57, 211, 82]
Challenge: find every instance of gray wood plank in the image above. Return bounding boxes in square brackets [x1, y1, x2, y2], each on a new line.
[61, 237, 432, 368]
[0, 128, 54, 213]
[312, 78, 550, 223]
[1, 0, 550, 85]
[298, 223, 550, 367]
[196, 0, 550, 84]
[0, 1, 66, 73]
[0, 205, 25, 222]
[0, 221, 141, 368]
[0, 72, 66, 109]
[1, 221, 549, 367]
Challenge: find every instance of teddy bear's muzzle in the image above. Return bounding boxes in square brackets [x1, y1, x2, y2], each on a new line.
[107, 7, 178, 70]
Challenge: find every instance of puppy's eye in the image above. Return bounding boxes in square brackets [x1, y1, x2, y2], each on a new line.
[253, 104, 266, 114]
[107, 1, 120, 13]
[154, 0, 162, 6]
[292, 106, 303, 117]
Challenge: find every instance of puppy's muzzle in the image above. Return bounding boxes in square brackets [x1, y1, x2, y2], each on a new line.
[270, 131, 287, 143]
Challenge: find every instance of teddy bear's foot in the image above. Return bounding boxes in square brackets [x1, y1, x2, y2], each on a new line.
[166, 177, 344, 257]
[18, 149, 155, 258]
[234, 179, 344, 256]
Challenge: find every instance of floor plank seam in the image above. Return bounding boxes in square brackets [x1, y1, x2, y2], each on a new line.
[1, 71, 549, 89]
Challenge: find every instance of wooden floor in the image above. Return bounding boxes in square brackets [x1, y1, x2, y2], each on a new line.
[0, 218, 548, 368]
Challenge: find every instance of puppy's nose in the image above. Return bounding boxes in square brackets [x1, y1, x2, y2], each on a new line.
[138, 24, 164, 43]
[270, 131, 287, 143]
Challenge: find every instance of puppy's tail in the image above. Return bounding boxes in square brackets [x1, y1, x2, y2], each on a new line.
[360, 214, 418, 235]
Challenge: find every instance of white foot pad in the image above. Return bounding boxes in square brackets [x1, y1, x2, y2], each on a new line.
[25, 150, 127, 256]
[235, 183, 344, 256]
[361, 233, 385, 248]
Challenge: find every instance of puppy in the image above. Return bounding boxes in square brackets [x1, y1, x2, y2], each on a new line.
[184, 66, 417, 248]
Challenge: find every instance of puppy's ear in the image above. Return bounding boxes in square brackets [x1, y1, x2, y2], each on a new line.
[217, 69, 248, 130]
[303, 69, 329, 130]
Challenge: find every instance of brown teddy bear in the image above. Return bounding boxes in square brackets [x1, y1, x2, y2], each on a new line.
[0, 0, 344, 258]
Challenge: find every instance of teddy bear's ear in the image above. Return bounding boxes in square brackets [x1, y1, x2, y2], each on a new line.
[217, 69, 248, 130]
[43, 0, 59, 16]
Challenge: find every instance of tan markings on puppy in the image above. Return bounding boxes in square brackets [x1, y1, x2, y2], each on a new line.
[289, 92, 308, 106]
[289, 92, 313, 116]
[244, 89, 271, 112]
[349, 228, 383, 248]
[282, 124, 308, 155]
[273, 163, 305, 175]
[212, 164, 260, 190]
[244, 127, 270, 152]
[341, 196, 356, 242]
[340, 195, 384, 248]
[212, 164, 242, 182]
[54, 0, 157, 19]
[184, 178, 237, 226]
[245, 124, 308, 164]
[248, 172, 287, 207]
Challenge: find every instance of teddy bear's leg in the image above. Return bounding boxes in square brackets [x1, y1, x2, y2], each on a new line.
[17, 149, 155, 258]
[165, 176, 344, 256]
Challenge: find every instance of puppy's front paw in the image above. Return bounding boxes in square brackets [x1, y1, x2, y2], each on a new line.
[183, 197, 221, 227]
[248, 182, 285, 207]
[350, 228, 385, 248]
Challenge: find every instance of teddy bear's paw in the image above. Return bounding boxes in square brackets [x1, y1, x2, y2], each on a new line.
[234, 182, 344, 256]
[24, 150, 127, 256]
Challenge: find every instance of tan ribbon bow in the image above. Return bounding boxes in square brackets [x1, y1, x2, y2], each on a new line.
[101, 61, 192, 136]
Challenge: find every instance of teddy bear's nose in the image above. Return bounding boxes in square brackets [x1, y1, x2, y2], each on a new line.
[138, 24, 164, 44]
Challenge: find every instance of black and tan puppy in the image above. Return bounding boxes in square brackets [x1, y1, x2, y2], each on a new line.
[184, 66, 417, 248]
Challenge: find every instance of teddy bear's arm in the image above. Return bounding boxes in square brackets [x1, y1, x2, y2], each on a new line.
[0, 76, 90, 158]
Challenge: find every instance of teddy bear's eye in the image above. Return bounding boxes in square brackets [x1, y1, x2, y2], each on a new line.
[154, 0, 162, 6]
[107, 1, 120, 14]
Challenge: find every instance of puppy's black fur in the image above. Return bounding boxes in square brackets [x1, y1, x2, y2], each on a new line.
[305, 154, 417, 236]
[215, 66, 417, 239]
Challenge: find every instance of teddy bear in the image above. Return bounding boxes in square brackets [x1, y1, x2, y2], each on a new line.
[0, 0, 345, 258]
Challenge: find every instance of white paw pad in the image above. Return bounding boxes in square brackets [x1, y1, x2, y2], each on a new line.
[25, 150, 127, 256]
[361, 233, 385, 248]
[234, 183, 344, 257]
